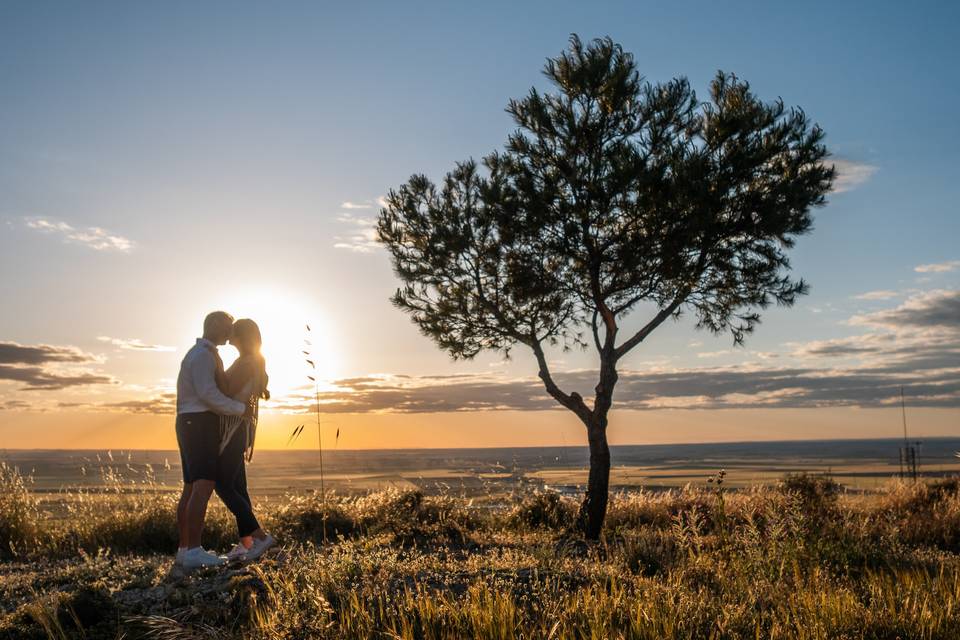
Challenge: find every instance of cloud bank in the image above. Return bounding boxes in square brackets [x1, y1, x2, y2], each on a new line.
[0, 342, 95, 366]
[0, 341, 115, 391]
[25, 218, 134, 252]
[260, 290, 959, 415]
[4, 291, 957, 414]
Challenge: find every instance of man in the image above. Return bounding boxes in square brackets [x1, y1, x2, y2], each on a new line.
[174, 311, 252, 569]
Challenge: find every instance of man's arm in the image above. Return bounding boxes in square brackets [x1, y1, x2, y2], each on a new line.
[214, 358, 230, 396]
[191, 350, 247, 416]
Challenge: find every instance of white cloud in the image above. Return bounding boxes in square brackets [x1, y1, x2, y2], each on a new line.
[854, 290, 898, 301]
[830, 159, 878, 194]
[96, 336, 175, 352]
[340, 196, 388, 211]
[333, 234, 379, 253]
[915, 260, 960, 274]
[340, 201, 373, 210]
[333, 213, 380, 253]
[25, 218, 134, 252]
[335, 213, 375, 226]
[697, 350, 732, 359]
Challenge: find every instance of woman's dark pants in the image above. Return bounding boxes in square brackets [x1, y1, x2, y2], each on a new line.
[216, 429, 260, 538]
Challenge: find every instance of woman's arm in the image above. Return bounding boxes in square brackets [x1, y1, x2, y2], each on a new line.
[223, 358, 256, 400]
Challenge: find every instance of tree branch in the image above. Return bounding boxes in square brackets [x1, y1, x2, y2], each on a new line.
[530, 339, 591, 422]
[590, 309, 603, 354]
[613, 238, 714, 360]
[613, 293, 686, 361]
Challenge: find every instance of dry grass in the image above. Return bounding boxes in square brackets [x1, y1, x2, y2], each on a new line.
[2, 467, 960, 639]
[0, 462, 42, 558]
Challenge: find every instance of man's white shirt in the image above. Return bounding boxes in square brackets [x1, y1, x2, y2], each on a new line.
[176, 338, 246, 416]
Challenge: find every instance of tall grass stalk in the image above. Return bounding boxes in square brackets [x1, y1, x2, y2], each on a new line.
[304, 323, 327, 543]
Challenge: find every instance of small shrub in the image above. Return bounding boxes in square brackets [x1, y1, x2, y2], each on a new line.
[356, 489, 424, 529]
[779, 472, 841, 506]
[507, 492, 575, 531]
[891, 478, 960, 512]
[355, 490, 478, 547]
[272, 495, 357, 543]
[604, 491, 675, 530]
[878, 479, 960, 552]
[779, 472, 841, 528]
[620, 528, 679, 576]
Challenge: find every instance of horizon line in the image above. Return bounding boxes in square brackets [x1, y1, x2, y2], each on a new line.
[2, 435, 956, 454]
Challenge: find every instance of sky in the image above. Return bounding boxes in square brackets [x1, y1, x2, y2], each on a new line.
[0, 1, 957, 450]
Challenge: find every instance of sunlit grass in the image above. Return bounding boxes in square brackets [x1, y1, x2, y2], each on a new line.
[2, 467, 960, 639]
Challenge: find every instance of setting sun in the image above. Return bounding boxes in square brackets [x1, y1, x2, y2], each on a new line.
[206, 288, 340, 400]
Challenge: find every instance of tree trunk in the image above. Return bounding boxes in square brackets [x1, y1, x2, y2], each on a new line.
[577, 419, 611, 539]
[576, 353, 617, 539]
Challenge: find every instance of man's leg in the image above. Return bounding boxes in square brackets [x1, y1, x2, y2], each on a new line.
[180, 411, 222, 550]
[177, 482, 192, 549]
[174, 413, 193, 554]
[185, 479, 217, 548]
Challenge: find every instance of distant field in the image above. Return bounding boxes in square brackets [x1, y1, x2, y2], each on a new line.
[3, 438, 958, 498]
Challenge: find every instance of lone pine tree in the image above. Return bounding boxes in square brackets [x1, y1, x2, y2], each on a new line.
[377, 35, 834, 538]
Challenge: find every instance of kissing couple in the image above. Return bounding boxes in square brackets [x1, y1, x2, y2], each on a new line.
[174, 311, 275, 569]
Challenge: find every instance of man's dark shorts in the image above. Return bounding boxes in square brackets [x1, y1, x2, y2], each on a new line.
[176, 411, 219, 483]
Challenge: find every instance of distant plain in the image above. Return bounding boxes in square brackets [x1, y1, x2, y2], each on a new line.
[6, 438, 958, 501]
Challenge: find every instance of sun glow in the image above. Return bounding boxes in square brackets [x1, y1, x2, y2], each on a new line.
[208, 289, 340, 403]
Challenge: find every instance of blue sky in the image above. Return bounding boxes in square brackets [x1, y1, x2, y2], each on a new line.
[0, 1, 957, 448]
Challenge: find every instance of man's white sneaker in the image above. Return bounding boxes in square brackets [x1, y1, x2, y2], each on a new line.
[244, 534, 275, 561]
[226, 543, 249, 562]
[174, 548, 187, 565]
[181, 547, 228, 569]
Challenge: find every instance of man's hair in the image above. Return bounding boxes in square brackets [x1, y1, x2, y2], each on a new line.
[203, 310, 235, 335]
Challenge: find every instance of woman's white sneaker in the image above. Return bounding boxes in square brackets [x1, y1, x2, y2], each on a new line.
[244, 535, 275, 561]
[181, 547, 228, 569]
[226, 543, 249, 562]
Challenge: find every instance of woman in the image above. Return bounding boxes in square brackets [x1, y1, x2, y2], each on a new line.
[215, 318, 275, 561]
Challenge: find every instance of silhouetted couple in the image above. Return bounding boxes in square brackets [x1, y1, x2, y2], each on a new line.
[174, 311, 274, 569]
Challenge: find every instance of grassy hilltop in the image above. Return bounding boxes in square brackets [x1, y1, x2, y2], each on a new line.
[2, 463, 960, 639]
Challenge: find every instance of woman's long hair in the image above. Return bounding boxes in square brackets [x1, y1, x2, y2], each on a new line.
[232, 318, 270, 400]
[228, 318, 268, 461]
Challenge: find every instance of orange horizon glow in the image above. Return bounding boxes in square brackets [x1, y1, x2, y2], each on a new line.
[2, 407, 957, 451]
